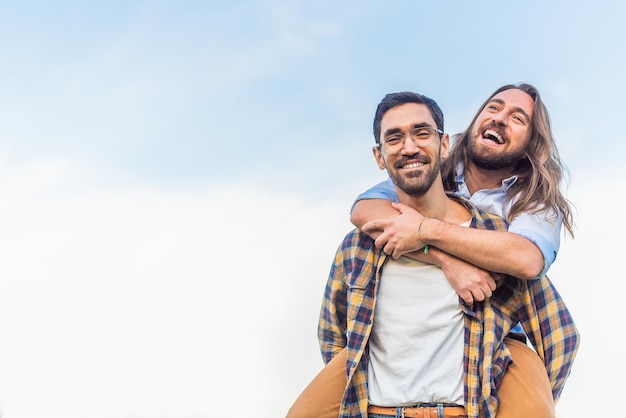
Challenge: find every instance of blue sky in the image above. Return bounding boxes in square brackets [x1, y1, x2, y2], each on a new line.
[0, 2, 623, 417]
[3, 1, 623, 187]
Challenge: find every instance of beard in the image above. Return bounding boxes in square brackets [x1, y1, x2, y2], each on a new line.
[466, 136, 526, 170]
[388, 155, 441, 196]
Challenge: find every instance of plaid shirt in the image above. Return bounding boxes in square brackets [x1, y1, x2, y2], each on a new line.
[318, 196, 579, 418]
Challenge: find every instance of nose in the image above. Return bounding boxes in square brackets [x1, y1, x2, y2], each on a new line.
[491, 110, 507, 125]
[401, 135, 421, 155]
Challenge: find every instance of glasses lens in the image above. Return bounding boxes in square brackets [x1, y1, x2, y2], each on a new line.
[381, 128, 438, 153]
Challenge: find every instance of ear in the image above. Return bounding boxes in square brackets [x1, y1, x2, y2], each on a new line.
[372, 145, 386, 170]
[440, 133, 450, 159]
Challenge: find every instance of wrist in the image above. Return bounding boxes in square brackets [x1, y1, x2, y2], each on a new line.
[417, 217, 429, 253]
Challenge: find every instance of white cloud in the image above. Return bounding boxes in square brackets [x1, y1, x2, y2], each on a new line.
[0, 152, 617, 418]
[545, 178, 623, 417]
[0, 155, 354, 418]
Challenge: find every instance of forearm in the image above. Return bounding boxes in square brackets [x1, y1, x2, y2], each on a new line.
[350, 199, 400, 232]
[421, 218, 543, 279]
[402, 245, 444, 266]
[404, 246, 497, 304]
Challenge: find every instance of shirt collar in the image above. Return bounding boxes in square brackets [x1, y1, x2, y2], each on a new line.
[454, 162, 519, 193]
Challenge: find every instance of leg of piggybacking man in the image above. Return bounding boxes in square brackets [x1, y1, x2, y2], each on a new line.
[496, 337, 556, 417]
[286, 348, 347, 418]
[287, 338, 555, 418]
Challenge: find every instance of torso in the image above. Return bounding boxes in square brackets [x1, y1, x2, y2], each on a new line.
[367, 256, 464, 406]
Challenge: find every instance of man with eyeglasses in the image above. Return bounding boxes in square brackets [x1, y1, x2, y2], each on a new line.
[287, 91, 578, 418]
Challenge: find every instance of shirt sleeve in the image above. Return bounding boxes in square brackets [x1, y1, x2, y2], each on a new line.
[318, 241, 349, 364]
[350, 178, 399, 213]
[518, 275, 580, 402]
[508, 208, 563, 276]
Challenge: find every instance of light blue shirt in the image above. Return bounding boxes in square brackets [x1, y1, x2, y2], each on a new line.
[352, 164, 563, 277]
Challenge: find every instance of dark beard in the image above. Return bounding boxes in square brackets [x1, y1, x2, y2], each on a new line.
[389, 156, 440, 196]
[467, 140, 526, 171]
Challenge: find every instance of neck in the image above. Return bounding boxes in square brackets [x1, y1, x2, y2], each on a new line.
[397, 178, 469, 224]
[463, 160, 514, 194]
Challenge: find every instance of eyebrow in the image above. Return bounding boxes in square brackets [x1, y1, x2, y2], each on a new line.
[488, 98, 531, 122]
[383, 123, 434, 137]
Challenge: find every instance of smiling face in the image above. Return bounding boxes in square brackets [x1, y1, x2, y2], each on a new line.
[374, 102, 449, 196]
[467, 88, 535, 170]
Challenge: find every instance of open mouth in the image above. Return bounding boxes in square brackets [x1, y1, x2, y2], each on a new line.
[483, 129, 504, 145]
[401, 162, 425, 169]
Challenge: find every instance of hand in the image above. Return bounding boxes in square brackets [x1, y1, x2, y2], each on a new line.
[440, 255, 499, 305]
[362, 202, 425, 259]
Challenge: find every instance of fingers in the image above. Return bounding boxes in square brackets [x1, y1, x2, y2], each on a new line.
[391, 201, 406, 213]
[382, 243, 400, 259]
[363, 218, 392, 233]
[375, 233, 397, 256]
[472, 290, 486, 302]
[375, 234, 389, 250]
[379, 243, 401, 259]
[471, 272, 499, 302]
[466, 286, 493, 305]
[391, 201, 417, 216]
[460, 291, 474, 305]
[362, 220, 380, 233]
[489, 272, 501, 290]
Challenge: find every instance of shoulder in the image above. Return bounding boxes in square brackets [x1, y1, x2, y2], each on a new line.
[337, 229, 378, 264]
[335, 229, 380, 284]
[448, 193, 509, 231]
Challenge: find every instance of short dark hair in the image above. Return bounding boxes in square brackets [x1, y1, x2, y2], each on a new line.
[373, 91, 444, 144]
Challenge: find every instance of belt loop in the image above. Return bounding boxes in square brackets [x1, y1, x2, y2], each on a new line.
[436, 404, 444, 417]
[400, 406, 405, 418]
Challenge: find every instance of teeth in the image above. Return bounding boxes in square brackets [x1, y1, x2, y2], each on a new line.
[403, 162, 424, 169]
[484, 129, 503, 144]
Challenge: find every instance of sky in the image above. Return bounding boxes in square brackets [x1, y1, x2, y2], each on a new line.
[0, 1, 623, 417]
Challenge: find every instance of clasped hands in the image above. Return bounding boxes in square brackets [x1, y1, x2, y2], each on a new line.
[361, 202, 498, 304]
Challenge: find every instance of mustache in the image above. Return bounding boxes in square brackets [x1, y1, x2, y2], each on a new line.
[485, 120, 506, 133]
[394, 155, 430, 168]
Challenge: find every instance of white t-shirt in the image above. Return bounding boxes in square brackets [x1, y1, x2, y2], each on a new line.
[367, 255, 464, 406]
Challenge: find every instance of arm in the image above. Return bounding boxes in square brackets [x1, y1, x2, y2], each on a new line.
[352, 200, 498, 303]
[350, 178, 399, 228]
[350, 198, 401, 234]
[358, 200, 544, 280]
[418, 208, 544, 279]
[410, 246, 499, 304]
[318, 246, 348, 364]
[508, 210, 562, 277]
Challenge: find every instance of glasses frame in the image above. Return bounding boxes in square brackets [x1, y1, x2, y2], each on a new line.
[377, 126, 444, 155]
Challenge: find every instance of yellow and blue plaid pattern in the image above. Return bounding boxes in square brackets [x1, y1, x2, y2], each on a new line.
[318, 196, 579, 418]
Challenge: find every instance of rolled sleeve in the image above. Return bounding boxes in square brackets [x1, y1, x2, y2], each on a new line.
[350, 178, 398, 213]
[508, 209, 563, 276]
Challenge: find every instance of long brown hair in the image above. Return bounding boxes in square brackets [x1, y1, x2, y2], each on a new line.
[441, 83, 574, 237]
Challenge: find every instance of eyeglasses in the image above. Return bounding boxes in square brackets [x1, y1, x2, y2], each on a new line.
[378, 127, 443, 154]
